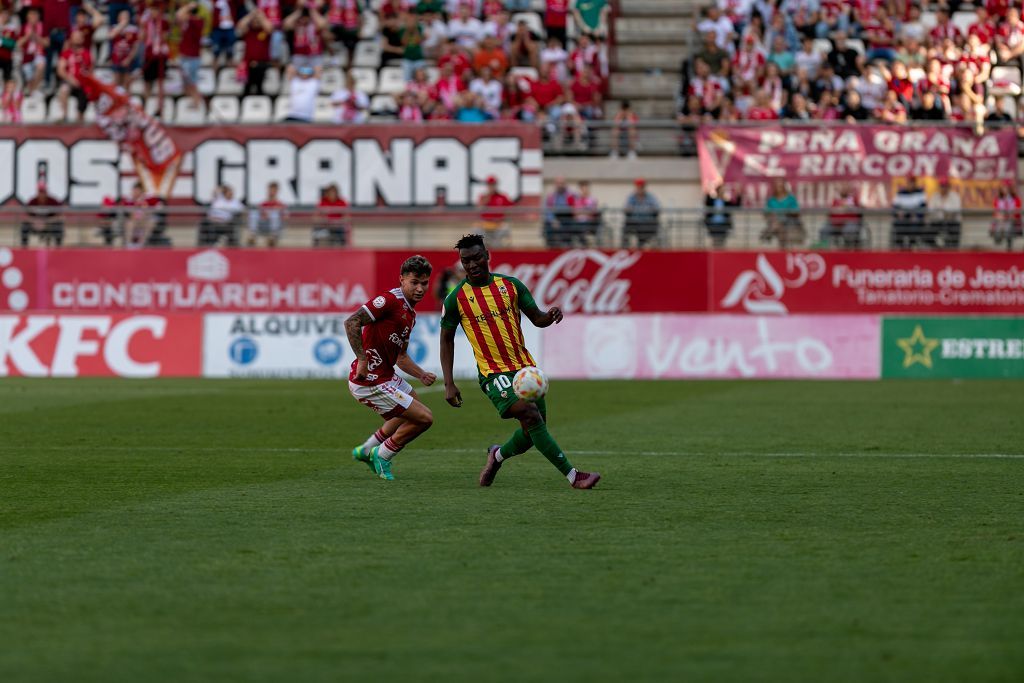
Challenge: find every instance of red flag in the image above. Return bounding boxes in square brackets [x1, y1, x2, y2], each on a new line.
[79, 72, 182, 198]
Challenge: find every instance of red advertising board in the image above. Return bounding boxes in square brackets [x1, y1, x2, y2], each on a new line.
[697, 124, 1017, 208]
[0, 248, 375, 313]
[373, 249, 711, 314]
[711, 251, 1024, 314]
[0, 313, 201, 377]
[0, 124, 541, 208]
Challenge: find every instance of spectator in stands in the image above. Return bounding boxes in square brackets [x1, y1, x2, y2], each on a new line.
[314, 183, 350, 247]
[573, 0, 610, 39]
[910, 89, 946, 120]
[398, 91, 423, 120]
[861, 5, 896, 62]
[509, 19, 540, 69]
[825, 183, 864, 248]
[123, 182, 156, 247]
[448, 4, 484, 49]
[455, 90, 491, 121]
[762, 178, 804, 249]
[140, 2, 170, 102]
[176, 3, 204, 108]
[477, 175, 514, 246]
[238, 8, 275, 97]
[56, 29, 92, 123]
[0, 9, 15, 87]
[987, 96, 1015, 124]
[782, 92, 812, 120]
[545, 0, 569, 46]
[421, 9, 449, 59]
[768, 34, 796, 74]
[876, 90, 908, 123]
[108, 10, 139, 90]
[201, 184, 242, 247]
[18, 8, 48, 95]
[928, 177, 962, 249]
[1, 79, 22, 122]
[284, 64, 321, 122]
[544, 177, 576, 247]
[331, 70, 369, 122]
[210, 0, 238, 68]
[827, 32, 863, 79]
[891, 175, 928, 249]
[73, 4, 106, 52]
[991, 181, 1022, 248]
[530, 64, 566, 135]
[693, 30, 730, 76]
[623, 178, 660, 248]
[473, 33, 510, 78]
[540, 36, 570, 82]
[575, 179, 601, 244]
[610, 99, 638, 159]
[570, 63, 602, 120]
[470, 66, 503, 118]
[249, 181, 286, 247]
[557, 98, 588, 151]
[703, 181, 740, 248]
[697, 4, 736, 51]
[21, 182, 63, 247]
[841, 89, 871, 121]
[286, 1, 330, 70]
[393, 11, 427, 82]
[43, 0, 74, 91]
[328, 0, 364, 65]
[996, 6, 1024, 69]
[794, 35, 822, 78]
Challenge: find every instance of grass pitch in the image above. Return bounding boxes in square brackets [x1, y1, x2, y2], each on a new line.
[1, 378, 1022, 682]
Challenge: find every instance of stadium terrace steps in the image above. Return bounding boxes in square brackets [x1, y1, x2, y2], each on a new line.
[616, 0, 704, 17]
[609, 72, 680, 99]
[613, 17, 690, 42]
[604, 98, 677, 118]
[615, 45, 686, 72]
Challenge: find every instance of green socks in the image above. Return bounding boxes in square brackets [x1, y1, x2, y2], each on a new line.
[526, 423, 573, 476]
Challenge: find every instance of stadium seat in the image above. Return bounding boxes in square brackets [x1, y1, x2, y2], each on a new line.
[20, 96, 46, 124]
[320, 67, 344, 95]
[370, 94, 397, 115]
[350, 67, 378, 94]
[426, 66, 440, 84]
[951, 11, 975, 37]
[96, 39, 110, 65]
[209, 95, 240, 122]
[217, 67, 243, 96]
[201, 48, 214, 67]
[163, 68, 185, 97]
[360, 10, 380, 39]
[262, 68, 282, 95]
[845, 39, 865, 56]
[377, 66, 406, 95]
[511, 66, 539, 81]
[175, 98, 207, 125]
[129, 77, 145, 96]
[512, 12, 546, 39]
[45, 97, 64, 123]
[197, 68, 217, 96]
[145, 96, 175, 121]
[920, 11, 938, 31]
[82, 102, 97, 123]
[273, 96, 291, 121]
[240, 95, 273, 123]
[812, 39, 831, 57]
[990, 66, 1022, 97]
[353, 40, 383, 68]
[988, 94, 1018, 118]
[314, 96, 335, 122]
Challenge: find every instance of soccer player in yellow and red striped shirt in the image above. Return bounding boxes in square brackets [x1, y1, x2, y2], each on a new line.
[439, 234, 601, 490]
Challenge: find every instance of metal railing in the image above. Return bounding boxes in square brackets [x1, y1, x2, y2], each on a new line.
[4, 205, 1020, 251]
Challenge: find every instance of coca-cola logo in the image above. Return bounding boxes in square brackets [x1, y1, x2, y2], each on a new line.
[494, 250, 641, 314]
[720, 253, 826, 315]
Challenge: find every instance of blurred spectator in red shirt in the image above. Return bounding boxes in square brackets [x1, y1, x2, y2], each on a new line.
[238, 8, 273, 97]
[285, 2, 330, 70]
[140, 1, 169, 101]
[17, 8, 48, 94]
[107, 9, 138, 89]
[21, 181, 63, 248]
[314, 183, 350, 247]
[610, 99, 637, 159]
[56, 28, 91, 122]
[477, 175, 513, 246]
[570, 64, 602, 120]
[248, 181, 287, 248]
[176, 2, 204, 107]
[544, 0, 569, 47]
[1, 79, 22, 122]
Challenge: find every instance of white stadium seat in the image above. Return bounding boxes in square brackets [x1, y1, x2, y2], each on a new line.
[175, 97, 207, 124]
[273, 96, 291, 121]
[320, 67, 344, 95]
[370, 94, 397, 115]
[350, 67, 377, 94]
[262, 68, 282, 95]
[314, 96, 335, 122]
[145, 96, 175, 121]
[353, 40, 383, 68]
[845, 38, 865, 56]
[240, 95, 273, 123]
[990, 66, 1022, 97]
[951, 11, 975, 37]
[20, 96, 47, 124]
[377, 66, 406, 95]
[197, 67, 217, 96]
[360, 10, 379, 40]
[217, 67, 243, 96]
[209, 95, 240, 122]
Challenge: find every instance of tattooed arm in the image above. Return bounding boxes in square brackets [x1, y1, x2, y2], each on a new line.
[345, 308, 373, 380]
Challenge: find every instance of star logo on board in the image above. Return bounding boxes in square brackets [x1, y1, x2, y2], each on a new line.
[897, 325, 940, 368]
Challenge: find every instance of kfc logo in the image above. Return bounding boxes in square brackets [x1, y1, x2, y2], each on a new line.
[720, 253, 826, 315]
[0, 248, 29, 312]
[0, 314, 200, 377]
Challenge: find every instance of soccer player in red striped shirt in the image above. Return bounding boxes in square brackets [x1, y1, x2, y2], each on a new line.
[439, 234, 600, 489]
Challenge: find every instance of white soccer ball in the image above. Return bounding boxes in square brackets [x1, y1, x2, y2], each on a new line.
[513, 366, 549, 401]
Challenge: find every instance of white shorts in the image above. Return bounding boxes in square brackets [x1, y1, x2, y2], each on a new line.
[349, 375, 414, 418]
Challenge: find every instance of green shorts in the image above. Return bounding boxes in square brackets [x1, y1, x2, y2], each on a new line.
[480, 371, 547, 419]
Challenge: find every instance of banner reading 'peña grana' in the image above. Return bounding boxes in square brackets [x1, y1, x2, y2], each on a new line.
[697, 124, 1018, 209]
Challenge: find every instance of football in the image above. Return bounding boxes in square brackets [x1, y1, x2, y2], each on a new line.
[513, 366, 549, 401]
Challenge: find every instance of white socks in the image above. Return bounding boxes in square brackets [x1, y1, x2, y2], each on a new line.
[378, 438, 401, 461]
[566, 468, 578, 484]
[494, 448, 504, 463]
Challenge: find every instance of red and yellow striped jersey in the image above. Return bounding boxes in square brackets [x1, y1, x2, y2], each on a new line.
[440, 273, 537, 377]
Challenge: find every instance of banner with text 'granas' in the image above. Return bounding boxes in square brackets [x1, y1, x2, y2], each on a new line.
[697, 124, 1017, 209]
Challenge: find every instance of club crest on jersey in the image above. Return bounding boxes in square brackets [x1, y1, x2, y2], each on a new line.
[498, 285, 508, 295]
[468, 296, 475, 302]
[373, 296, 386, 308]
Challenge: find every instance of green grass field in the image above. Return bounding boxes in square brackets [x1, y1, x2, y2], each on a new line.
[1, 378, 1022, 682]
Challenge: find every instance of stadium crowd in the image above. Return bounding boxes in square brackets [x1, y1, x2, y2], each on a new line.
[0, 0, 611, 137]
[680, 1, 1024, 132]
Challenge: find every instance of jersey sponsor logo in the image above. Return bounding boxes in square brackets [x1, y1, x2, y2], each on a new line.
[373, 295, 386, 308]
[388, 332, 402, 346]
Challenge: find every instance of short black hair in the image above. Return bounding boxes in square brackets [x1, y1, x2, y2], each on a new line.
[401, 255, 432, 277]
[455, 234, 486, 251]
